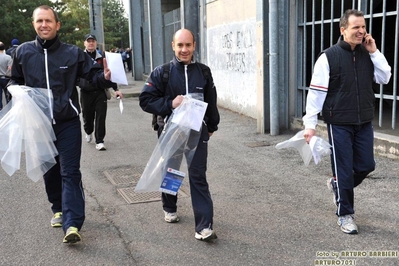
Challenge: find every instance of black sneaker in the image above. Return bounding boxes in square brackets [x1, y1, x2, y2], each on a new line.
[327, 178, 338, 206]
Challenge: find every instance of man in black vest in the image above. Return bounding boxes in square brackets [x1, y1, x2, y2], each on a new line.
[302, 9, 391, 234]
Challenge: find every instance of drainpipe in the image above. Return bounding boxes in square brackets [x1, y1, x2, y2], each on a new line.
[269, 0, 279, 135]
[147, 0, 153, 70]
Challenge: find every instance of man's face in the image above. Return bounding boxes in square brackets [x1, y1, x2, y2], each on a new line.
[172, 30, 196, 65]
[340, 15, 366, 49]
[32, 8, 60, 40]
[84, 38, 97, 52]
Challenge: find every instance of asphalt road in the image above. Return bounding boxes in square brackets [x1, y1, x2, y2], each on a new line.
[0, 91, 398, 265]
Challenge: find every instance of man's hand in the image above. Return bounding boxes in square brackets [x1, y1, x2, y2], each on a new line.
[115, 90, 123, 99]
[172, 95, 184, 108]
[303, 128, 316, 144]
[103, 58, 111, 80]
[363, 33, 377, 54]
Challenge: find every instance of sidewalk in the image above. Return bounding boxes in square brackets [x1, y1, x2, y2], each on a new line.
[0, 72, 398, 265]
[117, 71, 144, 98]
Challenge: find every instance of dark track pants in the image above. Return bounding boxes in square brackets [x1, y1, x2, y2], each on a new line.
[80, 90, 107, 144]
[0, 78, 10, 109]
[161, 127, 214, 232]
[327, 122, 375, 216]
[43, 117, 85, 232]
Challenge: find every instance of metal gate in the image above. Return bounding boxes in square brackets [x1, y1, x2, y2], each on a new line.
[142, 8, 180, 74]
[297, 0, 399, 133]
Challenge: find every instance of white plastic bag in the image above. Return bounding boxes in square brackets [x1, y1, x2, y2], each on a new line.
[0, 86, 58, 181]
[309, 136, 331, 165]
[275, 130, 331, 166]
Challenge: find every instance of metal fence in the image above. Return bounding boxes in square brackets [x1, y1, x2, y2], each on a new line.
[297, 0, 399, 133]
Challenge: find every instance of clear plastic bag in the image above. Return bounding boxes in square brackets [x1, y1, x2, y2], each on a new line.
[135, 97, 202, 193]
[0, 85, 58, 181]
[309, 136, 331, 165]
[275, 130, 331, 166]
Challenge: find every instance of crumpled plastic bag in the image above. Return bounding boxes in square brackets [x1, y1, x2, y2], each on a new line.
[0, 85, 58, 181]
[135, 96, 203, 193]
[309, 135, 331, 165]
[275, 130, 331, 166]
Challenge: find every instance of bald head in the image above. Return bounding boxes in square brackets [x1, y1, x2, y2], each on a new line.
[173, 29, 195, 43]
[172, 29, 196, 65]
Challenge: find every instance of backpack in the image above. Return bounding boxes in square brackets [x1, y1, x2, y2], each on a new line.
[151, 62, 210, 131]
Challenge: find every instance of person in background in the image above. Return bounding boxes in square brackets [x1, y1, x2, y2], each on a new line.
[6, 38, 19, 57]
[7, 5, 116, 243]
[303, 9, 391, 234]
[139, 28, 220, 242]
[79, 34, 123, 151]
[0, 42, 12, 110]
[125, 47, 132, 72]
[4, 39, 19, 103]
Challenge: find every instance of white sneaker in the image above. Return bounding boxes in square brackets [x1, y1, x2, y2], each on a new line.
[85, 134, 92, 143]
[337, 215, 358, 234]
[95, 143, 106, 151]
[164, 211, 179, 223]
[195, 228, 217, 241]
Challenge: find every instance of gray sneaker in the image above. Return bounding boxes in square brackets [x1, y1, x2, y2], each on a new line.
[164, 211, 179, 223]
[337, 215, 358, 234]
[51, 212, 62, 227]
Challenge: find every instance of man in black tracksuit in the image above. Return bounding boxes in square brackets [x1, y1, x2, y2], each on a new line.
[139, 29, 220, 241]
[8, 5, 116, 243]
[79, 34, 122, 151]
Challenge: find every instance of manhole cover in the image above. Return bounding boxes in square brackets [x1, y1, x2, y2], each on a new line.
[244, 141, 271, 148]
[104, 166, 143, 185]
[117, 187, 189, 204]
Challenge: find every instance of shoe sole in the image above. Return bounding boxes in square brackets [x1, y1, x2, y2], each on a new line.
[195, 232, 218, 242]
[63, 232, 82, 243]
[165, 218, 180, 223]
[339, 226, 358, 234]
[51, 222, 62, 228]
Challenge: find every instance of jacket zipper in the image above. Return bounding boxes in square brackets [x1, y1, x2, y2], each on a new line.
[44, 49, 55, 124]
[353, 50, 361, 123]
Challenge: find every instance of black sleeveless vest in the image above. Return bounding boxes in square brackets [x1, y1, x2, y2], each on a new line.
[321, 38, 375, 125]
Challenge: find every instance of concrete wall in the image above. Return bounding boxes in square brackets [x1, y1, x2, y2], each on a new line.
[206, 0, 258, 118]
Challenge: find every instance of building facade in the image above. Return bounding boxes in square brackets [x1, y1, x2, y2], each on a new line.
[128, 0, 398, 136]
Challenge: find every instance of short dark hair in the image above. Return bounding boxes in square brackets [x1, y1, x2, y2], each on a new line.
[32, 5, 59, 23]
[0, 42, 5, 51]
[340, 9, 364, 29]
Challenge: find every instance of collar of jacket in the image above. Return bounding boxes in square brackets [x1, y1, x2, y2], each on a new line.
[85, 49, 102, 60]
[34, 35, 61, 52]
[337, 35, 362, 52]
[172, 55, 196, 70]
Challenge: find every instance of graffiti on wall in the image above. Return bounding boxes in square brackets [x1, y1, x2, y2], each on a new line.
[207, 19, 257, 118]
[221, 29, 254, 73]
